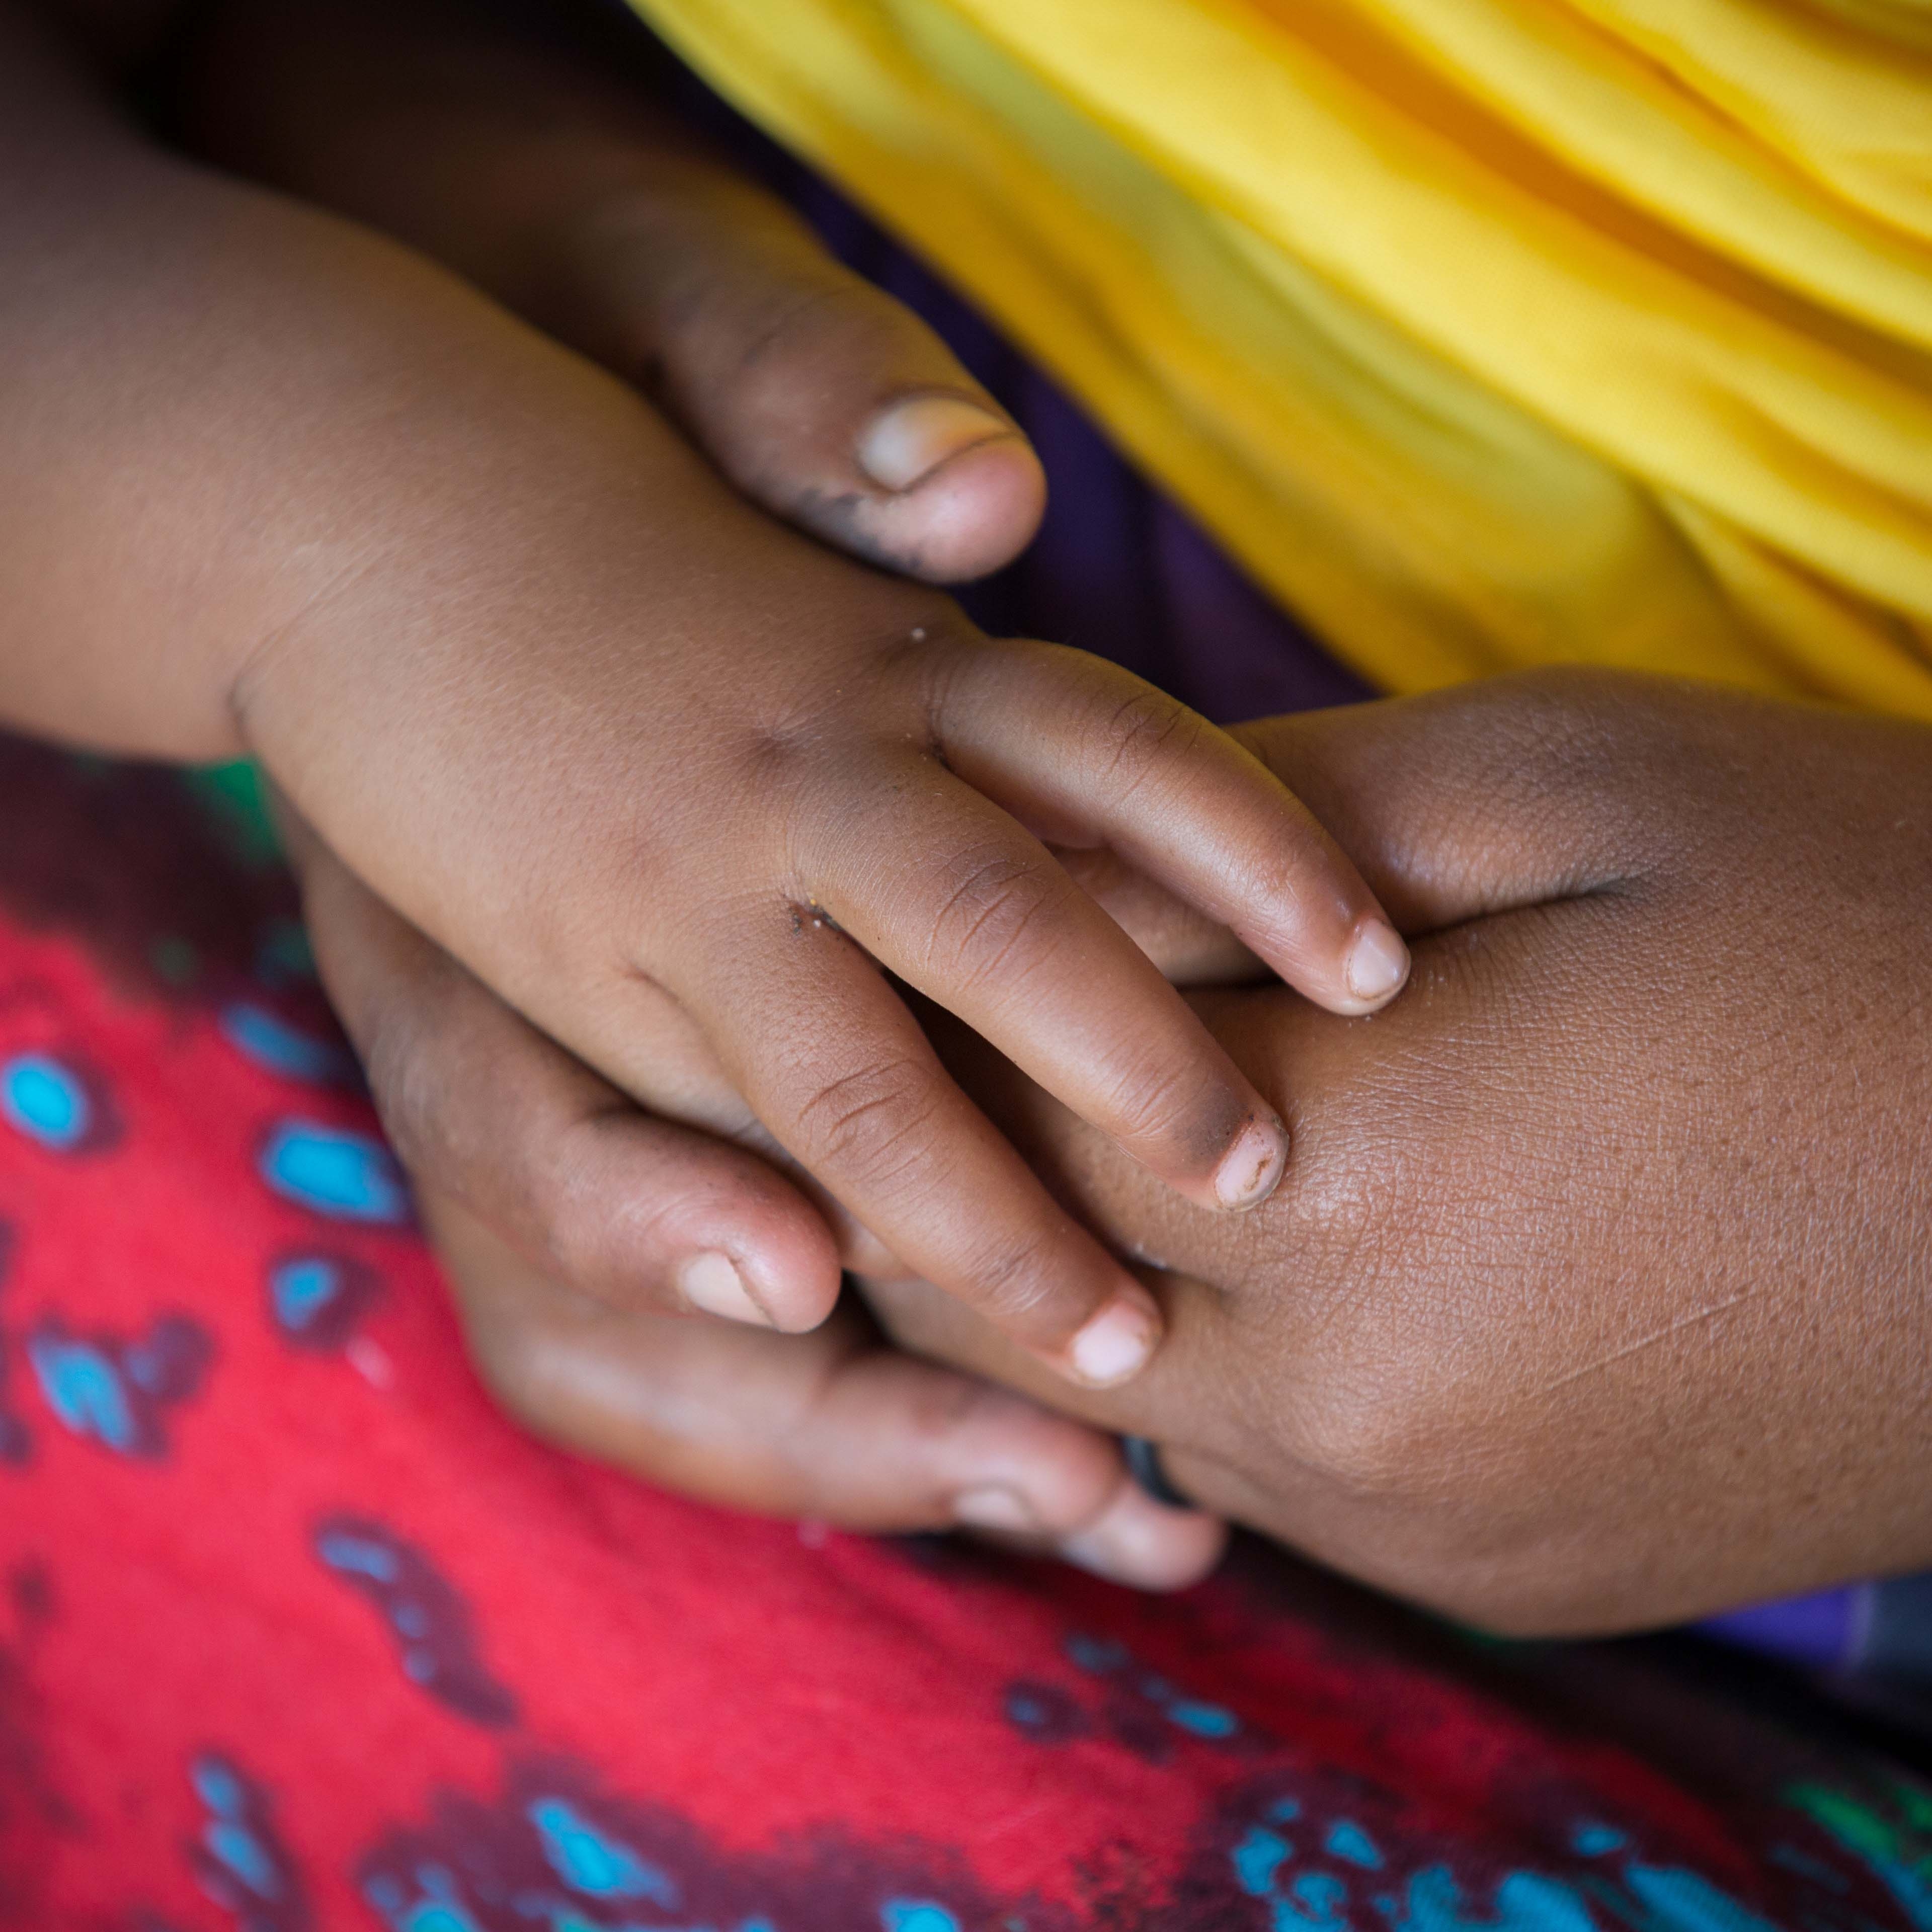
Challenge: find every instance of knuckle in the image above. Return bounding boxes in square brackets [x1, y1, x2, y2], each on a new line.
[528, 1156, 631, 1298]
[536, 1131, 735, 1306]
[1093, 685, 1208, 798]
[955, 1224, 1063, 1325]
[893, 1368, 1013, 1456]
[713, 280, 853, 410]
[1092, 1052, 1212, 1157]
[705, 273, 932, 466]
[732, 708, 834, 797]
[791, 1054, 941, 1192]
[1241, 816, 1338, 918]
[921, 845, 1067, 987]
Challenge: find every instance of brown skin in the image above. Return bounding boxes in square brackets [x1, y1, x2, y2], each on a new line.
[172, 0, 1050, 588]
[380, 668, 1932, 1625]
[283, 800, 1227, 1585]
[22, 0, 1932, 1611]
[869, 674, 1932, 1632]
[304, 663, 1932, 1622]
[171, 0, 1232, 1582]
[3, 0, 1412, 1399]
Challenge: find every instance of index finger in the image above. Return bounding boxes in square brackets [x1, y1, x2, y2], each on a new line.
[802, 766, 1296, 1217]
[928, 642, 1411, 1014]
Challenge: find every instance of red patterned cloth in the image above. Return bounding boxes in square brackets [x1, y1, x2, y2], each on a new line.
[3, 739, 1932, 1930]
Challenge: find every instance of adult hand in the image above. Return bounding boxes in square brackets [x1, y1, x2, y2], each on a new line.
[862, 670, 1932, 1634]
[178, 0, 1049, 585]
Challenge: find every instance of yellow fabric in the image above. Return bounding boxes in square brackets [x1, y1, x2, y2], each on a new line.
[625, 0, 1932, 713]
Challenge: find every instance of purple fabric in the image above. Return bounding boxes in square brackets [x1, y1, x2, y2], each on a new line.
[1702, 1589, 1868, 1673]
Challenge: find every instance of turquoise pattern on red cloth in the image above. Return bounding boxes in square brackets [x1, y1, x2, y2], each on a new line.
[3, 741, 1932, 1927]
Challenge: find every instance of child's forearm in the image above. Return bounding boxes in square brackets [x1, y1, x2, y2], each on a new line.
[0, 1, 409, 757]
[0, 0, 672, 763]
[0, 5, 239, 751]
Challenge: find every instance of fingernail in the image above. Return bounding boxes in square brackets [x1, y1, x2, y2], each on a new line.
[952, 1484, 1044, 1534]
[856, 395, 1013, 493]
[1065, 1291, 1160, 1389]
[1345, 920, 1410, 1005]
[676, 1250, 774, 1328]
[1058, 1487, 1203, 1588]
[1213, 1115, 1287, 1211]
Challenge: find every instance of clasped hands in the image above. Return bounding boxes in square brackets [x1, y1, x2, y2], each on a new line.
[179, 0, 1932, 1627]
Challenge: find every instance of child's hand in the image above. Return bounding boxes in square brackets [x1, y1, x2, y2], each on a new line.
[287, 811, 1227, 1588]
[6, 0, 1404, 1391]
[173, 1, 1411, 1394]
[157, 0, 1343, 1522]
[243, 423, 1398, 1389]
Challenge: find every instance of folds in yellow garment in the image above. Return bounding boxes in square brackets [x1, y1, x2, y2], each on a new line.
[626, 0, 1932, 715]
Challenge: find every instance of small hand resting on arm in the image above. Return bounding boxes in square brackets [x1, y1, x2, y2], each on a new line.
[38, 0, 1914, 1622]
[0, 0, 1408, 1397]
[867, 672, 1932, 1631]
[377, 669, 1932, 1613]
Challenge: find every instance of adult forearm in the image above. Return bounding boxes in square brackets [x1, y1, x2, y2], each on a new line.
[173, 0, 708, 348]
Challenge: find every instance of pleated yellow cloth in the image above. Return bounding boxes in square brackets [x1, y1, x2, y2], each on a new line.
[626, 0, 1932, 713]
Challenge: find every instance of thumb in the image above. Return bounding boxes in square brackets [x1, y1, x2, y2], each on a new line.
[179, 0, 1044, 585]
[1233, 670, 1659, 933]
[550, 156, 1046, 584]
